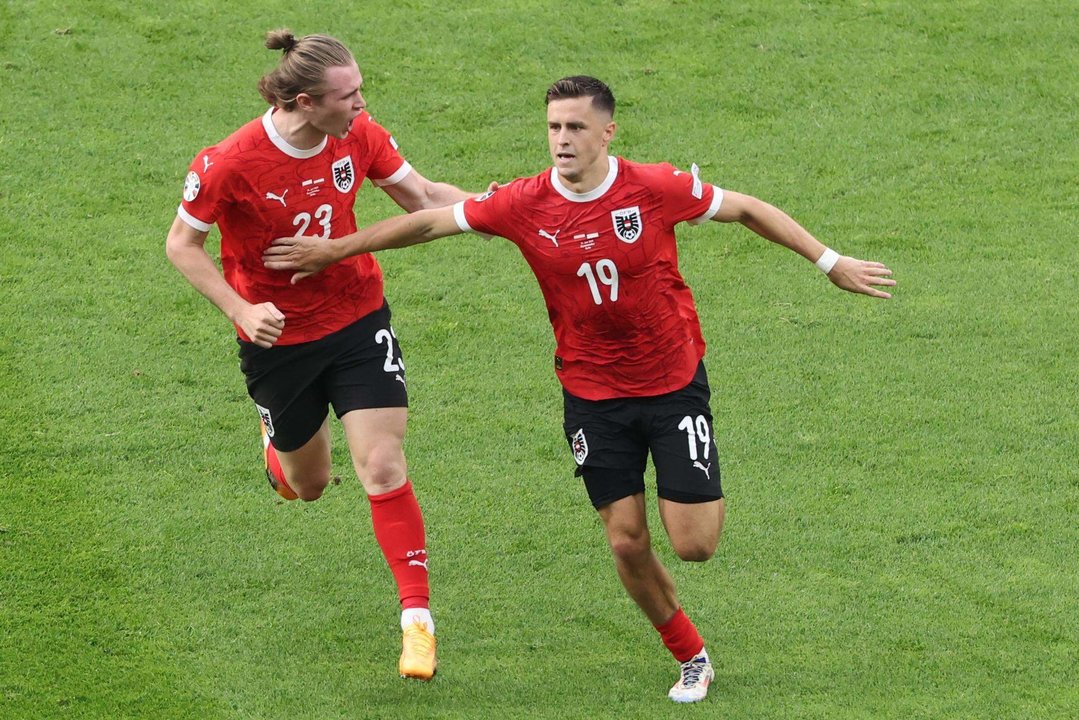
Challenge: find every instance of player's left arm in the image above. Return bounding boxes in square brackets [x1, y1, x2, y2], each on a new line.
[380, 167, 478, 211]
[713, 190, 896, 299]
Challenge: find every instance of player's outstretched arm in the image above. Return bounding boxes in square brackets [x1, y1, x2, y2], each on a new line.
[713, 191, 896, 299]
[381, 169, 499, 211]
[262, 205, 463, 284]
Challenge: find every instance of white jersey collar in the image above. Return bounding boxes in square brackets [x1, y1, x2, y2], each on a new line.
[550, 156, 619, 203]
[262, 108, 328, 159]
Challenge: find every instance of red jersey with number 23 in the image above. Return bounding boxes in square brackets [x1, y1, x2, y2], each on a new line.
[177, 108, 410, 345]
[455, 156, 724, 400]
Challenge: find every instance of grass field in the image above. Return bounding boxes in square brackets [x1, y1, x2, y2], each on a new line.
[1, 1, 1077, 718]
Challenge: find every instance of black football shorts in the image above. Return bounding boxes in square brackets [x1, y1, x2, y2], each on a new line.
[562, 361, 723, 509]
[237, 302, 408, 452]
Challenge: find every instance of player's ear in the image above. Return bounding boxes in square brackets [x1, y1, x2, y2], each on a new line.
[603, 121, 617, 146]
[295, 92, 316, 111]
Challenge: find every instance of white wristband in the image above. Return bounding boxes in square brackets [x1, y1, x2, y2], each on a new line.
[815, 248, 840, 274]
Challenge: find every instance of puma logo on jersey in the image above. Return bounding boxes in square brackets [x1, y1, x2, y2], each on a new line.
[693, 461, 711, 479]
[265, 189, 288, 207]
[202, 155, 214, 172]
[538, 228, 561, 247]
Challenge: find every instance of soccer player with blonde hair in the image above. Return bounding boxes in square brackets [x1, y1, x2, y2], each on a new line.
[166, 29, 479, 680]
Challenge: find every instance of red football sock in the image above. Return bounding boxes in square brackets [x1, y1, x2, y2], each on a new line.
[655, 608, 705, 663]
[368, 480, 429, 609]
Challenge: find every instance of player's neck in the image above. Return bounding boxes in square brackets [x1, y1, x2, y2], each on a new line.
[559, 155, 612, 195]
[270, 110, 327, 151]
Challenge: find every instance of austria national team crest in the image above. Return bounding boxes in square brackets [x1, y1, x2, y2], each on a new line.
[571, 429, 589, 466]
[332, 155, 355, 192]
[611, 206, 642, 243]
[256, 403, 274, 438]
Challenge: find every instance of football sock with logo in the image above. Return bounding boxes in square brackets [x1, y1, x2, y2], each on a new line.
[655, 608, 706, 663]
[368, 480, 430, 611]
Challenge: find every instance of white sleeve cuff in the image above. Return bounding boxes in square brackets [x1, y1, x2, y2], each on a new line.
[452, 201, 472, 232]
[177, 205, 212, 232]
[371, 161, 413, 187]
[687, 186, 724, 225]
[453, 200, 495, 240]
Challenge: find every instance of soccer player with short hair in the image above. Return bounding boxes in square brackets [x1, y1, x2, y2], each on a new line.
[263, 75, 896, 702]
[165, 29, 480, 681]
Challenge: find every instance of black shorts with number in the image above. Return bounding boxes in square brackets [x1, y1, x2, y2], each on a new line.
[237, 301, 408, 452]
[562, 361, 723, 509]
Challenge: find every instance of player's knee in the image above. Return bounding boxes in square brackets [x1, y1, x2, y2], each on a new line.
[295, 487, 325, 502]
[672, 536, 717, 562]
[355, 446, 407, 494]
[288, 472, 330, 501]
[608, 532, 651, 564]
[676, 544, 715, 562]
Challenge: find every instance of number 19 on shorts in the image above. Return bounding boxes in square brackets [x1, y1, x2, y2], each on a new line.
[678, 415, 711, 461]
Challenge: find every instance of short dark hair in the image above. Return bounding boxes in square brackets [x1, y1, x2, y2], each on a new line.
[545, 76, 616, 115]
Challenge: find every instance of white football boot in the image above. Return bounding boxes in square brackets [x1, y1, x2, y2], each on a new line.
[668, 651, 714, 703]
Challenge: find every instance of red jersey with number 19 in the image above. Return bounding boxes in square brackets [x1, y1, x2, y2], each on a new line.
[177, 108, 411, 345]
[454, 156, 723, 400]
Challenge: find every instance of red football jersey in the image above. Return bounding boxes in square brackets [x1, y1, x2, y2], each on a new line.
[455, 156, 723, 400]
[178, 108, 411, 344]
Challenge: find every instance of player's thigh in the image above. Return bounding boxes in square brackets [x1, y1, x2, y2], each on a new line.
[238, 333, 334, 456]
[321, 304, 410, 494]
[646, 363, 724, 559]
[563, 390, 649, 509]
[340, 407, 408, 494]
[657, 497, 725, 561]
[647, 363, 723, 504]
[275, 418, 334, 489]
[322, 302, 409, 421]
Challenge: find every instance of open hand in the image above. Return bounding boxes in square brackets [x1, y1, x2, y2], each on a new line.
[263, 235, 339, 284]
[828, 256, 896, 299]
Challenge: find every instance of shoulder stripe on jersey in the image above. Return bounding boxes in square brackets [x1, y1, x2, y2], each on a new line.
[688, 185, 724, 225]
[372, 161, 412, 187]
[177, 205, 212, 232]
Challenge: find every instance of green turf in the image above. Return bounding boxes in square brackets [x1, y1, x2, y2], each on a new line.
[1, 1, 1076, 718]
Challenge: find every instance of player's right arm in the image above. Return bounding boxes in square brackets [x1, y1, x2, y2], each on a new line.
[713, 190, 895, 299]
[263, 205, 464, 284]
[165, 216, 285, 348]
